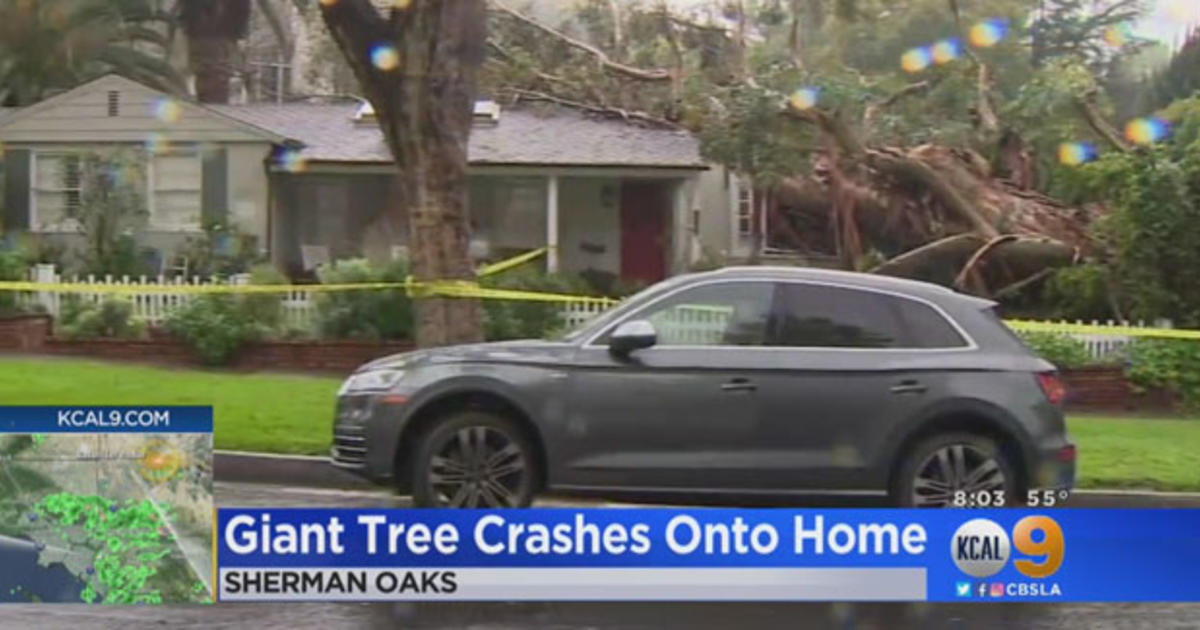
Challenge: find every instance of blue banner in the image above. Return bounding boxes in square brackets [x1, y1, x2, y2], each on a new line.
[0, 406, 213, 433]
[213, 508, 1200, 602]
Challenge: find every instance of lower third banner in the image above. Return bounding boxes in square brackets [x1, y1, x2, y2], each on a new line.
[214, 508, 1200, 602]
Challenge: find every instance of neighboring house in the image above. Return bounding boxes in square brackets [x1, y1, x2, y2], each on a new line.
[0, 74, 757, 284]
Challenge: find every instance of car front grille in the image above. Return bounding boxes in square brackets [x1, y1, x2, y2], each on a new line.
[332, 397, 371, 468]
[331, 424, 367, 467]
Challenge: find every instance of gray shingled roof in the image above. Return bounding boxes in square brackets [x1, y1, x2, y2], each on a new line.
[209, 103, 705, 168]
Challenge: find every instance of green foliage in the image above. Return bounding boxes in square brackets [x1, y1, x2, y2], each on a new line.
[0, 0, 184, 106]
[1071, 147, 1200, 326]
[1127, 339, 1200, 408]
[241, 264, 287, 330]
[166, 295, 266, 366]
[58, 297, 145, 340]
[1043, 263, 1114, 321]
[480, 267, 596, 341]
[1016, 331, 1096, 369]
[1147, 27, 1200, 112]
[313, 259, 412, 341]
[0, 249, 26, 316]
[178, 219, 265, 277]
[1029, 0, 1143, 71]
[72, 149, 154, 277]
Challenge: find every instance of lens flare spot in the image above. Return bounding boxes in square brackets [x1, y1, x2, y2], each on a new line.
[968, 18, 1009, 48]
[789, 87, 820, 111]
[931, 38, 963, 65]
[151, 97, 182, 123]
[370, 44, 400, 71]
[1057, 142, 1097, 166]
[318, 0, 338, 6]
[1124, 117, 1169, 145]
[144, 133, 171, 154]
[900, 47, 933, 73]
[392, 0, 413, 8]
[276, 149, 307, 173]
[1103, 23, 1133, 47]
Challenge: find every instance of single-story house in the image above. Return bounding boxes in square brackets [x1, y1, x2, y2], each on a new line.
[0, 74, 761, 284]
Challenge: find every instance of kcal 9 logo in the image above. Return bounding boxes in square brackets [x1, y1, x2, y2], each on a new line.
[950, 516, 1064, 578]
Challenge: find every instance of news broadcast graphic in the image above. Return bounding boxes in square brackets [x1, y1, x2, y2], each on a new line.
[0, 406, 213, 604]
[216, 508, 1200, 602]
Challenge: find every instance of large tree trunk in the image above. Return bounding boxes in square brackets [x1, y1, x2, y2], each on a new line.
[180, 0, 251, 103]
[188, 37, 235, 103]
[322, 0, 485, 347]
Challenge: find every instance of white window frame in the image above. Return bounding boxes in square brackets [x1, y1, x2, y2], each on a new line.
[30, 150, 84, 233]
[735, 178, 754, 237]
[147, 150, 203, 232]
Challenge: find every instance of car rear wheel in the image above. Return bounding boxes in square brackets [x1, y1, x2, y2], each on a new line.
[411, 411, 537, 508]
[892, 433, 1017, 508]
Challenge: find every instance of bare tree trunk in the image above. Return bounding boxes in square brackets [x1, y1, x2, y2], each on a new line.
[189, 37, 235, 103]
[322, 0, 485, 347]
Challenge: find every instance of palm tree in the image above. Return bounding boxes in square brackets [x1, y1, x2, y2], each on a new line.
[177, 0, 251, 103]
[0, 0, 184, 107]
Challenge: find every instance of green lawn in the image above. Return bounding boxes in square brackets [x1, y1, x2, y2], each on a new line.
[0, 358, 1197, 491]
[1068, 415, 1200, 492]
[0, 358, 339, 455]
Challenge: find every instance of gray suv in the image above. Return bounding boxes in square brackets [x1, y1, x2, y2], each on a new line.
[332, 267, 1076, 508]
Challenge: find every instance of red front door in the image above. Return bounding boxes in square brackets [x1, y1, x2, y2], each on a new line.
[620, 182, 668, 284]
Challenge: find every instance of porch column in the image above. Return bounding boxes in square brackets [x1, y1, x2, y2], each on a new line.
[546, 175, 560, 273]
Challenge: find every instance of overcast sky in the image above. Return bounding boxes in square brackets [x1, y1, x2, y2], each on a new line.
[1136, 0, 1200, 47]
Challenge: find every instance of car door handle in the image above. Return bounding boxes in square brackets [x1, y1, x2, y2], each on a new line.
[890, 380, 927, 395]
[721, 378, 757, 392]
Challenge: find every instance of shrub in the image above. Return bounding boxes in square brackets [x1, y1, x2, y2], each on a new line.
[241, 264, 288, 330]
[166, 295, 268, 365]
[1016, 331, 1095, 369]
[165, 266, 290, 364]
[58, 297, 146, 340]
[1126, 339, 1200, 408]
[0, 250, 26, 317]
[480, 268, 595, 341]
[313, 258, 413, 341]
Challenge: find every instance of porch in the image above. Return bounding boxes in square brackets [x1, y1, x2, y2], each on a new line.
[270, 167, 698, 290]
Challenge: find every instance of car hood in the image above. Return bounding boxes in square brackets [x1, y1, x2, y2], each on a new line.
[356, 339, 576, 372]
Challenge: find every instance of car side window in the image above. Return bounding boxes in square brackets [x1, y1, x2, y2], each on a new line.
[596, 282, 774, 347]
[768, 283, 967, 349]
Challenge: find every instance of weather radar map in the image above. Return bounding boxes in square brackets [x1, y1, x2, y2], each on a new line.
[0, 432, 213, 604]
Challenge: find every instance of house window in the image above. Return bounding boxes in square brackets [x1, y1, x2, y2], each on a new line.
[32, 153, 83, 232]
[150, 152, 202, 230]
[736, 181, 754, 237]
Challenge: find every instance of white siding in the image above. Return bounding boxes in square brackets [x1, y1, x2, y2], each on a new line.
[0, 75, 276, 143]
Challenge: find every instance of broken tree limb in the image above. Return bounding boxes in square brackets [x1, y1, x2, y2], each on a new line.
[1076, 88, 1132, 153]
[865, 150, 999, 238]
[863, 77, 945, 129]
[870, 234, 984, 277]
[503, 88, 681, 129]
[954, 234, 1018, 291]
[492, 0, 672, 81]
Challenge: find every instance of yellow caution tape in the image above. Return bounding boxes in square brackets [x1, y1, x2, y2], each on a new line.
[0, 278, 619, 305]
[1005, 319, 1200, 340]
[475, 247, 548, 277]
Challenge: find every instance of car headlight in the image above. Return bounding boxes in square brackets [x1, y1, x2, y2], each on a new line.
[338, 369, 406, 395]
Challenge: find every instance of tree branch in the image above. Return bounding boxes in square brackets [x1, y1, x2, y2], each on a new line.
[503, 88, 681, 129]
[491, 0, 671, 81]
[1076, 87, 1132, 153]
[863, 77, 944, 128]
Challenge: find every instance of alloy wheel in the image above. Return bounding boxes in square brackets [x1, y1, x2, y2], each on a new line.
[427, 425, 528, 507]
[910, 443, 1008, 507]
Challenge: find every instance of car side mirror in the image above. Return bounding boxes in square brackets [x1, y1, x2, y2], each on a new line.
[609, 320, 657, 356]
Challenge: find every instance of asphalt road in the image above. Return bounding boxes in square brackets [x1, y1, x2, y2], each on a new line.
[3, 482, 1199, 630]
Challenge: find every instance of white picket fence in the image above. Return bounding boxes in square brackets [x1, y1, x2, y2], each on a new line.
[20, 265, 319, 330]
[15, 265, 1172, 352]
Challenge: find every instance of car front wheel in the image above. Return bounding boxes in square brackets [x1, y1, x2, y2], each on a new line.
[892, 433, 1017, 508]
[410, 411, 537, 508]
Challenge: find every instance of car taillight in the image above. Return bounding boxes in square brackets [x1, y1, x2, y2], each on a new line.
[1037, 372, 1067, 405]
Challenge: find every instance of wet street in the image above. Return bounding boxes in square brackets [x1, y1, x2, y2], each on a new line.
[2, 482, 1198, 629]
